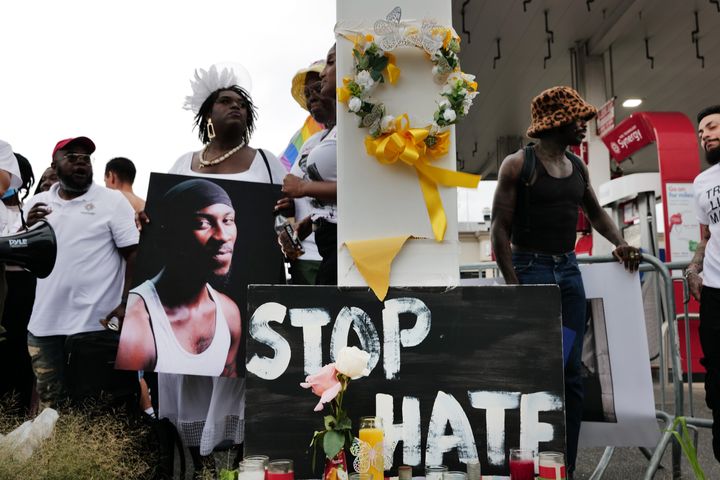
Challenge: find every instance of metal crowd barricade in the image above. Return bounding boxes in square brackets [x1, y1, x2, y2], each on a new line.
[459, 254, 714, 479]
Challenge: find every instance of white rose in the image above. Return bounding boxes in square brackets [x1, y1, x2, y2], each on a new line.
[381, 115, 395, 132]
[356, 70, 375, 89]
[442, 83, 453, 94]
[348, 97, 362, 113]
[335, 346, 371, 378]
[438, 98, 451, 109]
[443, 109, 457, 122]
[459, 88, 468, 96]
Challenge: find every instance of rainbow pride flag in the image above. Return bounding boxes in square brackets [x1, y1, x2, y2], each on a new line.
[279, 116, 324, 171]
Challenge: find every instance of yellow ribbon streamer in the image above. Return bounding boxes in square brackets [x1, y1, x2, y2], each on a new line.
[365, 115, 481, 242]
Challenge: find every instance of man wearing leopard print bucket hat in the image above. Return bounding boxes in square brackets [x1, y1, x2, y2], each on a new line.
[491, 86, 641, 476]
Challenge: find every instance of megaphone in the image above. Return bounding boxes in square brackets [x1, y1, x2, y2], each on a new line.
[0, 221, 57, 278]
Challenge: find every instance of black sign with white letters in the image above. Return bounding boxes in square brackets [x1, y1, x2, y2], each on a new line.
[245, 286, 565, 478]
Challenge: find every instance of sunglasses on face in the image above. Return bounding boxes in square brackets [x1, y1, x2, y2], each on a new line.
[63, 153, 92, 165]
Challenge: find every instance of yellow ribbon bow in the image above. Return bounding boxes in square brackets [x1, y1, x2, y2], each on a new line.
[365, 115, 481, 241]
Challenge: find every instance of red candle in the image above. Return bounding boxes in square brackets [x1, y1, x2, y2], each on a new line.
[268, 459, 294, 480]
[267, 472, 294, 480]
[509, 458, 535, 480]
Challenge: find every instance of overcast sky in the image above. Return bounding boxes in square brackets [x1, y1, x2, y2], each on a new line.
[0, 0, 337, 198]
[1, 0, 496, 219]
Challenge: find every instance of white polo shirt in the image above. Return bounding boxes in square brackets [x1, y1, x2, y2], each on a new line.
[23, 183, 139, 336]
[694, 163, 720, 288]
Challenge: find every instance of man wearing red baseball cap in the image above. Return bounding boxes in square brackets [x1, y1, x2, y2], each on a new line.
[51, 136, 96, 161]
[22, 136, 139, 408]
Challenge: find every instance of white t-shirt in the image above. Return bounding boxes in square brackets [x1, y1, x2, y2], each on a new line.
[301, 127, 337, 224]
[289, 133, 325, 261]
[23, 183, 139, 336]
[694, 164, 720, 288]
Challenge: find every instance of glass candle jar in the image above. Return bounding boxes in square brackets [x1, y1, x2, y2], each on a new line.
[425, 465, 448, 480]
[509, 449, 535, 480]
[538, 451, 566, 480]
[359, 416, 384, 480]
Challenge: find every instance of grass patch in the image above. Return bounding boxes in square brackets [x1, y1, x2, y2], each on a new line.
[0, 399, 154, 480]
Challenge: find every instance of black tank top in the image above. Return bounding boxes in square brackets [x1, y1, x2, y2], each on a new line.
[511, 156, 586, 254]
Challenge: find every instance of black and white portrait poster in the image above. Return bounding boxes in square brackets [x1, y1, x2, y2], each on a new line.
[115, 173, 284, 377]
[577, 263, 659, 448]
[244, 285, 566, 478]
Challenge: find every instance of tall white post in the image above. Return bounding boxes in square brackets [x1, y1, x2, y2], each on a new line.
[335, 0, 460, 287]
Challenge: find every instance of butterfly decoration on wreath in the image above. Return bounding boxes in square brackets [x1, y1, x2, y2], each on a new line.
[373, 6, 445, 55]
[350, 437, 394, 473]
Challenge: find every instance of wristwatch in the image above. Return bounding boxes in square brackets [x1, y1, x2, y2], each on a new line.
[684, 268, 699, 279]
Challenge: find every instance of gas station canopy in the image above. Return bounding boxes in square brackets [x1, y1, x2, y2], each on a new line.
[452, 0, 720, 179]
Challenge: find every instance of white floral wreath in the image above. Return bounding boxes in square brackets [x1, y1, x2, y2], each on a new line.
[337, 7, 478, 149]
[335, 7, 482, 245]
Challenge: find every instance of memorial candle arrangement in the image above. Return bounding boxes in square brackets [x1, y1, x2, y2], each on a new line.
[301, 346, 372, 480]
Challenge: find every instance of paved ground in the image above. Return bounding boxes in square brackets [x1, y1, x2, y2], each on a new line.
[574, 382, 719, 479]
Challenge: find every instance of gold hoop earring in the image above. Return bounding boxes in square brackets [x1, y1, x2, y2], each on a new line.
[206, 119, 216, 140]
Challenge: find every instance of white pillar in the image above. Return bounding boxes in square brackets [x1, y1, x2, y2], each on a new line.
[335, 0, 460, 287]
[578, 47, 615, 256]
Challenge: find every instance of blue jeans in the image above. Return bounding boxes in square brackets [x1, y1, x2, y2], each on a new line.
[512, 251, 586, 473]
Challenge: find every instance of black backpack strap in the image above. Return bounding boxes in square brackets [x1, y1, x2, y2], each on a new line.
[521, 144, 536, 186]
[258, 148, 274, 185]
[518, 145, 536, 234]
[564, 150, 589, 189]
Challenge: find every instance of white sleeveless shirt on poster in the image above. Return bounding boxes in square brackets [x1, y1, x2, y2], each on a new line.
[132, 279, 230, 377]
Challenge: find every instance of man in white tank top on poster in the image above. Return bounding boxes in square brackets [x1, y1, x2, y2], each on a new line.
[116, 178, 241, 377]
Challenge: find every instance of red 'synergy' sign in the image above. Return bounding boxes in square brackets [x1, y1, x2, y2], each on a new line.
[601, 115, 655, 162]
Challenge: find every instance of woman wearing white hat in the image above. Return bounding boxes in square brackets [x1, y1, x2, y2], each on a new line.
[149, 63, 286, 477]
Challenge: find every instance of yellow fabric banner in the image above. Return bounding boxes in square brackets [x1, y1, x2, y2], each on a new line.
[345, 236, 411, 301]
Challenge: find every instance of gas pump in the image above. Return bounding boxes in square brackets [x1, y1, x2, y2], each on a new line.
[598, 173, 665, 363]
[600, 112, 702, 378]
[598, 173, 662, 257]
